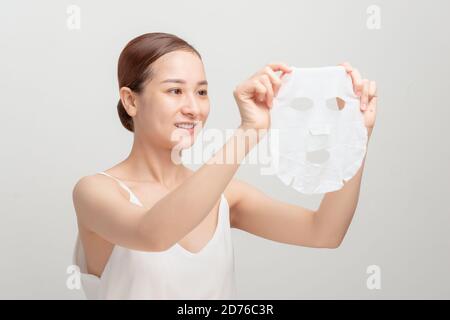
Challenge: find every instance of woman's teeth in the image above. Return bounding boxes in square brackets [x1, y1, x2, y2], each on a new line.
[175, 123, 195, 129]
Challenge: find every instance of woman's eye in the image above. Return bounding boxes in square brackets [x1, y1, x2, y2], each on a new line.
[168, 88, 207, 96]
[169, 88, 182, 94]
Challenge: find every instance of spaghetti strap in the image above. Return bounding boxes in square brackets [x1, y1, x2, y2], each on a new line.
[97, 171, 143, 206]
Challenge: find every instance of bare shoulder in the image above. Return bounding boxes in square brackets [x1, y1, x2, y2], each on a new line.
[72, 173, 129, 220]
[72, 173, 127, 202]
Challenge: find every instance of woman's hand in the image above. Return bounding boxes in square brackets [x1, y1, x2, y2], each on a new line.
[233, 62, 293, 131]
[339, 62, 378, 138]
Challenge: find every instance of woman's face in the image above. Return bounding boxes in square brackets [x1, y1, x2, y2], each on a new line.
[134, 50, 210, 150]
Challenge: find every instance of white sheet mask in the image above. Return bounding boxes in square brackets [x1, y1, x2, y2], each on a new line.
[267, 66, 368, 194]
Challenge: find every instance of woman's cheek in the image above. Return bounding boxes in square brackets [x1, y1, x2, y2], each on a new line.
[201, 103, 210, 120]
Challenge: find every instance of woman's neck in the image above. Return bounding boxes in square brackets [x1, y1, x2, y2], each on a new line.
[115, 138, 191, 189]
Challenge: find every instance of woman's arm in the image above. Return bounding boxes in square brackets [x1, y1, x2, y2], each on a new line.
[230, 133, 372, 249]
[314, 152, 368, 248]
[231, 63, 377, 249]
[73, 126, 259, 252]
[314, 63, 377, 246]
[137, 62, 292, 251]
[228, 149, 367, 249]
[138, 125, 260, 250]
[73, 63, 291, 252]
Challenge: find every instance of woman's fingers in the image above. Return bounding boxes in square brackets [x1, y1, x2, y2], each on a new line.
[253, 79, 267, 105]
[361, 79, 370, 110]
[259, 74, 274, 108]
[254, 62, 292, 79]
[262, 66, 283, 96]
[367, 81, 378, 113]
[350, 68, 363, 96]
[339, 62, 353, 73]
[340, 62, 365, 97]
[251, 62, 292, 107]
[369, 80, 377, 100]
[266, 62, 293, 77]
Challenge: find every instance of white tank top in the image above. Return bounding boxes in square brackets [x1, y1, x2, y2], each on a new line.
[72, 171, 237, 299]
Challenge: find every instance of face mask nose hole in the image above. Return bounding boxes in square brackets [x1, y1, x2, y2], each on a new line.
[289, 97, 314, 111]
[306, 149, 330, 164]
[326, 97, 346, 111]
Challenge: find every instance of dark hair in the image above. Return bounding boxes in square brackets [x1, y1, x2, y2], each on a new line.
[116, 32, 202, 132]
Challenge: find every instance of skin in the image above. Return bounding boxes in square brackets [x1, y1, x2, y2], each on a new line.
[72, 50, 378, 278]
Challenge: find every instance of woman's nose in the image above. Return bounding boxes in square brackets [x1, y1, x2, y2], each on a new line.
[180, 95, 201, 116]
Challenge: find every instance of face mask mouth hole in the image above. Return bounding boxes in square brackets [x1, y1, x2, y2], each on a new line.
[306, 149, 330, 164]
[290, 97, 314, 111]
[326, 97, 346, 111]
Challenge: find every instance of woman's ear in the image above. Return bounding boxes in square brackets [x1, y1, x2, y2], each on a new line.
[119, 87, 138, 117]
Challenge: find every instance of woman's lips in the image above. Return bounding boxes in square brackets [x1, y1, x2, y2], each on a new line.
[175, 126, 194, 134]
[174, 123, 197, 135]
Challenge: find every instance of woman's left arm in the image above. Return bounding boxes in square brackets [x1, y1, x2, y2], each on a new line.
[228, 62, 377, 249]
[314, 62, 377, 247]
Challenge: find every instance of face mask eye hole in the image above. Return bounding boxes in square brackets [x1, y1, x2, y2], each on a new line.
[290, 97, 314, 111]
[326, 97, 346, 111]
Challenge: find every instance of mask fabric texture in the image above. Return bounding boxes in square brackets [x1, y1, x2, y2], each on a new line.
[268, 66, 368, 194]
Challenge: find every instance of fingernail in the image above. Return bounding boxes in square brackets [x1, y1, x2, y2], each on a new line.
[361, 103, 366, 110]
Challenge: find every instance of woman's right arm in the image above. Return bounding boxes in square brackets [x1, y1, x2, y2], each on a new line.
[72, 126, 259, 252]
[73, 62, 292, 252]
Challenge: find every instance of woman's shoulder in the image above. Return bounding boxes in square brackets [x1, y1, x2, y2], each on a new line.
[72, 172, 130, 213]
[73, 172, 121, 193]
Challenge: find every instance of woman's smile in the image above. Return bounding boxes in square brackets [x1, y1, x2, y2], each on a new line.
[174, 121, 200, 134]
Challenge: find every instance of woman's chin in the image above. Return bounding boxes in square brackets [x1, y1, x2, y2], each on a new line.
[171, 128, 196, 149]
[172, 136, 194, 150]
[169, 136, 194, 164]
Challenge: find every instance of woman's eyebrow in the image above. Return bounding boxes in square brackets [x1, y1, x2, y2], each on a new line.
[160, 79, 208, 85]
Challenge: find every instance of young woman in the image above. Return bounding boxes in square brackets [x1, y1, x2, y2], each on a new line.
[72, 32, 378, 299]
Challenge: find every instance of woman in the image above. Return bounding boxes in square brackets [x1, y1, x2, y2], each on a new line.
[72, 32, 378, 299]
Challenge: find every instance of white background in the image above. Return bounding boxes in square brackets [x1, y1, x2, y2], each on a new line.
[0, 0, 449, 299]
